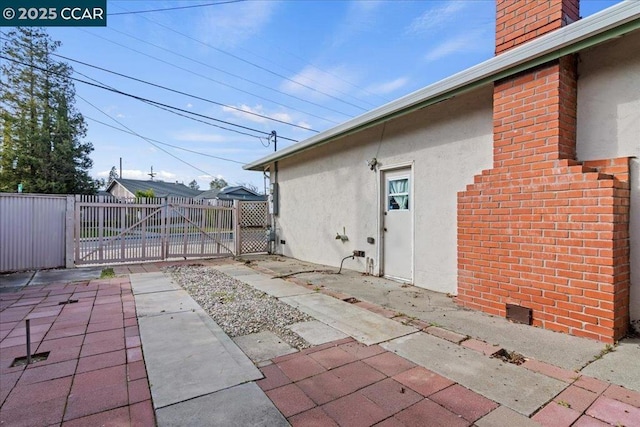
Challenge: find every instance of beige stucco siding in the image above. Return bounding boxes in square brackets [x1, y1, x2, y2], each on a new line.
[577, 29, 640, 329]
[275, 86, 494, 293]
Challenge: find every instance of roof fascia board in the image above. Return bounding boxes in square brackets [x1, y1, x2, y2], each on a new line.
[244, 1, 640, 171]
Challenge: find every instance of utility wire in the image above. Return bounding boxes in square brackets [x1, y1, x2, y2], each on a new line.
[2, 29, 343, 124]
[84, 115, 246, 165]
[78, 94, 218, 177]
[52, 52, 319, 133]
[108, 1, 245, 16]
[89, 28, 347, 122]
[113, 7, 370, 112]
[71, 65, 270, 159]
[0, 54, 299, 143]
[111, 1, 389, 108]
[71, 66, 269, 141]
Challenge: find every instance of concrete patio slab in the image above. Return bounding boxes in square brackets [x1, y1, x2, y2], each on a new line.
[29, 267, 103, 286]
[232, 331, 297, 364]
[0, 271, 34, 291]
[281, 293, 416, 345]
[134, 290, 202, 317]
[475, 406, 541, 427]
[235, 276, 314, 298]
[212, 265, 262, 277]
[130, 272, 181, 295]
[138, 310, 262, 409]
[155, 382, 288, 427]
[287, 320, 349, 345]
[381, 332, 566, 416]
[245, 256, 604, 371]
[581, 338, 640, 392]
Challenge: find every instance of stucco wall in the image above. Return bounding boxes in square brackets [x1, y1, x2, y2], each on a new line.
[275, 86, 494, 293]
[576, 29, 640, 330]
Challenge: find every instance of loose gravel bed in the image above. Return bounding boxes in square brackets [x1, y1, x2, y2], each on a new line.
[165, 265, 313, 350]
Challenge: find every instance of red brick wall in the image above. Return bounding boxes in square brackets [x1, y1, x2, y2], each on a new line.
[457, 0, 631, 342]
[496, 0, 580, 54]
[457, 158, 630, 342]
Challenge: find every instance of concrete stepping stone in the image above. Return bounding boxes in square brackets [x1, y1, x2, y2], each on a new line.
[288, 321, 349, 345]
[233, 331, 297, 364]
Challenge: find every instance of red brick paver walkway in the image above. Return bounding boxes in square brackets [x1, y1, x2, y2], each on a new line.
[0, 277, 154, 427]
[258, 337, 640, 426]
[258, 338, 498, 426]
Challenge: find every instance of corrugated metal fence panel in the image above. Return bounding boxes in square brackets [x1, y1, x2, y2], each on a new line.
[0, 193, 67, 272]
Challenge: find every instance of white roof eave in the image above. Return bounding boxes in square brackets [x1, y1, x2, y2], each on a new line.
[244, 0, 640, 171]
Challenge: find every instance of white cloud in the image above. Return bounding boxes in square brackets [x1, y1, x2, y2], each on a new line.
[280, 65, 355, 100]
[173, 132, 226, 143]
[405, 1, 467, 36]
[156, 170, 177, 181]
[107, 169, 174, 180]
[423, 30, 487, 62]
[104, 105, 126, 119]
[222, 104, 293, 125]
[366, 77, 409, 96]
[186, 103, 193, 109]
[197, 1, 276, 48]
[330, 1, 385, 47]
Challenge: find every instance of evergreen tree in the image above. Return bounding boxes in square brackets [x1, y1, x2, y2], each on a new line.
[108, 166, 119, 184]
[0, 28, 99, 194]
[188, 179, 199, 190]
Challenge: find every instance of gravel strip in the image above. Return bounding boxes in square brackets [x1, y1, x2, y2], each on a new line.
[165, 265, 313, 350]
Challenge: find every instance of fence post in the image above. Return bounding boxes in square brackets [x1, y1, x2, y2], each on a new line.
[162, 198, 168, 260]
[65, 196, 75, 268]
[234, 200, 241, 256]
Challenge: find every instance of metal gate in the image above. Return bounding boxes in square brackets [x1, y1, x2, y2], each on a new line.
[74, 196, 268, 265]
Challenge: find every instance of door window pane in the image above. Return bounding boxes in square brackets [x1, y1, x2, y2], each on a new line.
[388, 178, 409, 210]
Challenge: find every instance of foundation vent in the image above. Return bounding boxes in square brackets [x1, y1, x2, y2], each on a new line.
[506, 304, 532, 325]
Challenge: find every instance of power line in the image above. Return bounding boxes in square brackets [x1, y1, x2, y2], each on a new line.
[113, 7, 370, 113]
[0, 54, 299, 143]
[70, 65, 270, 161]
[51, 52, 319, 133]
[84, 115, 246, 165]
[2, 29, 344, 124]
[108, 1, 245, 16]
[71, 66, 269, 142]
[78, 94, 219, 177]
[90, 28, 348, 122]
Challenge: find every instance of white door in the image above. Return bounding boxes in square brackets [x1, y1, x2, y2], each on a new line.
[382, 169, 412, 282]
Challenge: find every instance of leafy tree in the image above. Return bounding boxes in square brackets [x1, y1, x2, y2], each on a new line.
[188, 179, 199, 190]
[209, 177, 228, 191]
[108, 166, 119, 184]
[135, 189, 154, 198]
[0, 28, 99, 194]
[236, 181, 262, 194]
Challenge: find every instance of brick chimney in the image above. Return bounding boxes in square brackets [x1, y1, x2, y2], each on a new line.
[495, 0, 579, 55]
[457, 0, 631, 342]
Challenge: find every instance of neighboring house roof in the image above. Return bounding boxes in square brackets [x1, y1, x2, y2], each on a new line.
[197, 186, 267, 201]
[244, 1, 640, 171]
[195, 189, 221, 200]
[107, 179, 201, 198]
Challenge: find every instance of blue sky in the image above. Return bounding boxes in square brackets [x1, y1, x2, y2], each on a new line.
[34, 0, 621, 191]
